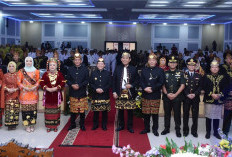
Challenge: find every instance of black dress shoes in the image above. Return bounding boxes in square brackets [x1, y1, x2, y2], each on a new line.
[205, 133, 210, 139]
[80, 125, 86, 131]
[116, 126, 124, 131]
[68, 125, 76, 131]
[213, 133, 221, 139]
[102, 126, 107, 131]
[153, 130, 159, 136]
[128, 128, 134, 133]
[140, 129, 150, 134]
[91, 125, 98, 130]
[176, 131, 182, 138]
[191, 132, 198, 138]
[183, 131, 189, 137]
[161, 129, 170, 135]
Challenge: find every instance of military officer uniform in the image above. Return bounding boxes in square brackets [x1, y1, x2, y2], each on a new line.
[66, 52, 89, 131]
[90, 58, 111, 130]
[140, 52, 165, 136]
[183, 58, 203, 137]
[162, 56, 185, 137]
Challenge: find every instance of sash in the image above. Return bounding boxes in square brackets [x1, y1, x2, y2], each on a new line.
[21, 69, 36, 85]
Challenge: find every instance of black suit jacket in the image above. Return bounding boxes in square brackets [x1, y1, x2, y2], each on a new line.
[113, 65, 139, 99]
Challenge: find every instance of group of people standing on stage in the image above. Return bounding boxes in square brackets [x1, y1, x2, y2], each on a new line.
[1, 48, 232, 141]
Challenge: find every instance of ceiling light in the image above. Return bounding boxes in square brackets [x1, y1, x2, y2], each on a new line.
[44, 16, 54, 17]
[4, 0, 20, 1]
[183, 4, 201, 7]
[184, 23, 188, 25]
[40, 3, 58, 5]
[29, 21, 33, 23]
[163, 23, 167, 25]
[216, 5, 232, 7]
[211, 23, 215, 26]
[149, 4, 167, 7]
[224, 2, 232, 4]
[81, 21, 85, 24]
[39, 13, 51, 16]
[68, 3, 87, 5]
[35, 0, 53, 2]
[64, 0, 83, 2]
[133, 22, 137, 25]
[61, 14, 74, 16]
[187, 1, 206, 4]
[58, 21, 62, 23]
[11, 3, 28, 5]
[65, 16, 76, 18]
[109, 22, 113, 24]
[150, 1, 169, 4]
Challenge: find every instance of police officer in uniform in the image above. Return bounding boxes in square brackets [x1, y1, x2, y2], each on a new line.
[90, 57, 111, 131]
[140, 52, 165, 136]
[66, 51, 89, 131]
[161, 55, 185, 137]
[183, 58, 203, 137]
[113, 52, 139, 133]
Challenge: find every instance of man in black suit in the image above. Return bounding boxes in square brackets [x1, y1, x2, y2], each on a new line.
[113, 52, 139, 133]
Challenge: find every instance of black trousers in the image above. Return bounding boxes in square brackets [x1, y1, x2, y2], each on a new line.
[223, 109, 232, 135]
[143, 114, 158, 131]
[93, 111, 108, 127]
[70, 112, 85, 127]
[163, 99, 181, 131]
[118, 109, 133, 129]
[183, 98, 199, 133]
[206, 117, 219, 134]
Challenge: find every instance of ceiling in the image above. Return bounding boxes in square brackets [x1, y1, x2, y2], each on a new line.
[0, 0, 232, 24]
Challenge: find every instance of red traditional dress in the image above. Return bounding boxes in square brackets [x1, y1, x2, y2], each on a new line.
[159, 65, 169, 71]
[40, 71, 65, 129]
[0, 69, 4, 127]
[1, 72, 20, 128]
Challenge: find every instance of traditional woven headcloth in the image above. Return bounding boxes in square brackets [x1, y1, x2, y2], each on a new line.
[122, 52, 131, 58]
[168, 55, 178, 63]
[148, 50, 157, 60]
[74, 49, 82, 59]
[210, 59, 219, 67]
[97, 57, 105, 63]
[46, 57, 60, 71]
[186, 58, 197, 66]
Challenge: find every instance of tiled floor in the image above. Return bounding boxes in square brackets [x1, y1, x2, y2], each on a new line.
[0, 113, 229, 149]
[148, 117, 227, 148]
[0, 113, 69, 148]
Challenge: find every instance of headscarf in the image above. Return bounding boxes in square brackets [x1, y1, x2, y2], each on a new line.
[7, 61, 17, 73]
[24, 56, 36, 72]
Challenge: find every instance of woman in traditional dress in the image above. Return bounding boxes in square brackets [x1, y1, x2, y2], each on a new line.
[1, 61, 20, 130]
[159, 56, 169, 71]
[17, 57, 40, 133]
[40, 58, 65, 132]
[0, 68, 4, 127]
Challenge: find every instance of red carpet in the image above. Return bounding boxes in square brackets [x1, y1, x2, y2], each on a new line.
[118, 116, 151, 154]
[53, 147, 118, 157]
[72, 93, 116, 146]
[49, 90, 151, 156]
